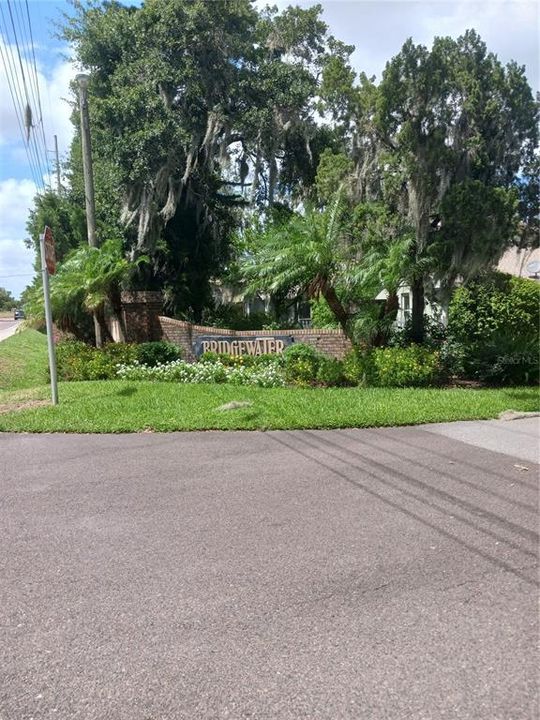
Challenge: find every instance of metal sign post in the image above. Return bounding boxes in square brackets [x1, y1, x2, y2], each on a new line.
[39, 226, 58, 405]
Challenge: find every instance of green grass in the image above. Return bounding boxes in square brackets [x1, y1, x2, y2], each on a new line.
[1, 330, 537, 433]
[0, 329, 48, 391]
[0, 380, 537, 433]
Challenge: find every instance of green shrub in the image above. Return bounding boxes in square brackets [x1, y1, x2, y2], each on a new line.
[390, 316, 447, 349]
[283, 342, 321, 363]
[310, 297, 339, 329]
[56, 341, 138, 381]
[438, 339, 466, 379]
[316, 358, 347, 386]
[56, 340, 95, 381]
[199, 352, 281, 368]
[136, 341, 182, 367]
[215, 353, 256, 368]
[93, 343, 138, 380]
[343, 349, 375, 386]
[283, 343, 321, 385]
[254, 353, 284, 367]
[200, 351, 220, 364]
[448, 272, 540, 385]
[372, 345, 441, 387]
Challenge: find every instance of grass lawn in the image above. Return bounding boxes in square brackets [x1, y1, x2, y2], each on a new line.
[0, 330, 537, 433]
[0, 329, 48, 391]
[0, 380, 537, 433]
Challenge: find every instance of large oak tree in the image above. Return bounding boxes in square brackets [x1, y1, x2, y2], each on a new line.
[376, 31, 538, 341]
[61, 0, 342, 317]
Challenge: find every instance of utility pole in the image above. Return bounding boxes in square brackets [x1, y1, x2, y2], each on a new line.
[54, 134, 61, 194]
[76, 72, 102, 347]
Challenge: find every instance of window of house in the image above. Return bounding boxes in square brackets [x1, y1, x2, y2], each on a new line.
[402, 293, 411, 321]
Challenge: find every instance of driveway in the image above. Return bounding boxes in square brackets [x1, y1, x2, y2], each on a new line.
[1, 421, 538, 719]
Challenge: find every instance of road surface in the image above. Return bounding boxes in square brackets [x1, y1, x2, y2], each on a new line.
[0, 318, 21, 342]
[1, 421, 538, 719]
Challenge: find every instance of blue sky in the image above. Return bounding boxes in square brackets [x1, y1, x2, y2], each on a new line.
[0, 1, 70, 183]
[0, 0, 538, 299]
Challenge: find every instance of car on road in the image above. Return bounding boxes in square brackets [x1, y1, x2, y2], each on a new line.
[13, 309, 25, 320]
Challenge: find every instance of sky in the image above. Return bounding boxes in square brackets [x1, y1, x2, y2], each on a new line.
[0, 0, 538, 299]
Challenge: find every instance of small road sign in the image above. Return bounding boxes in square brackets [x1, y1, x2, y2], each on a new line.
[43, 225, 56, 275]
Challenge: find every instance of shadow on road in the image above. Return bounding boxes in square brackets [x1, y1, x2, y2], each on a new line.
[269, 431, 538, 588]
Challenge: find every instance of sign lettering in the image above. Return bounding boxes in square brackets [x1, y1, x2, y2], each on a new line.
[195, 335, 290, 358]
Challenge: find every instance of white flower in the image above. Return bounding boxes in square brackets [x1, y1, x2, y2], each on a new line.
[115, 357, 286, 387]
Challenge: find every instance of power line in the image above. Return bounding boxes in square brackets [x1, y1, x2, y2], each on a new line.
[7, 0, 51, 186]
[0, 4, 43, 188]
[0, 0, 52, 190]
[6, 1, 33, 109]
[14, 0, 42, 147]
[23, 0, 52, 188]
[0, 274, 36, 279]
[0, 12, 42, 189]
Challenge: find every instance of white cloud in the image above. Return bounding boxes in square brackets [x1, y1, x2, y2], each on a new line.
[0, 35, 76, 176]
[257, 0, 539, 88]
[0, 178, 38, 298]
[0, 34, 76, 298]
[44, 53, 78, 158]
[420, 1, 538, 82]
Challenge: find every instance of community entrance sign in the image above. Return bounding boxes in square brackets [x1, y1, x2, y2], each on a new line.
[194, 335, 293, 358]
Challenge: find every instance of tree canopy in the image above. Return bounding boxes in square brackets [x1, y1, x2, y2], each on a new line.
[56, 0, 347, 316]
[0, 287, 17, 311]
[23, 1, 539, 344]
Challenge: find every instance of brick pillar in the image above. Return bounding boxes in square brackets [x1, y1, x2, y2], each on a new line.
[120, 291, 164, 343]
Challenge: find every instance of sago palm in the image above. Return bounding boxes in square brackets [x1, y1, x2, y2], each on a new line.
[30, 239, 146, 341]
[241, 196, 352, 335]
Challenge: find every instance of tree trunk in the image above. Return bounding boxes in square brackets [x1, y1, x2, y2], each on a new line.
[373, 292, 399, 347]
[94, 307, 112, 347]
[251, 133, 262, 202]
[268, 157, 277, 206]
[108, 288, 127, 343]
[321, 285, 351, 340]
[411, 277, 425, 344]
[93, 312, 103, 348]
[408, 164, 429, 346]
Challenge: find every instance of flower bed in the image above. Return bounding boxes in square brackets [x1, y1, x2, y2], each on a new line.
[116, 342, 444, 389]
[116, 359, 286, 388]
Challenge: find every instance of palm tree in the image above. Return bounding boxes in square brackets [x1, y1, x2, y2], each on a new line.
[51, 239, 147, 342]
[241, 197, 412, 345]
[26, 240, 146, 343]
[241, 197, 353, 337]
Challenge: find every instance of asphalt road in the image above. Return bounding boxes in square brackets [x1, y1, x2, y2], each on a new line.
[0, 319, 21, 343]
[1, 424, 538, 719]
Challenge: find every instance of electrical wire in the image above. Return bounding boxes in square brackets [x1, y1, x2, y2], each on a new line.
[0, 274, 36, 279]
[7, 0, 51, 186]
[0, 0, 53, 191]
[0, 5, 43, 189]
[0, 15, 42, 189]
[23, 0, 52, 188]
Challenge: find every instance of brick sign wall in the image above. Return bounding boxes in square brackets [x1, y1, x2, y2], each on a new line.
[159, 317, 352, 361]
[121, 291, 164, 343]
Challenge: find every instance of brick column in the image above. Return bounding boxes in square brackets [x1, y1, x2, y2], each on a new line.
[120, 291, 164, 343]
